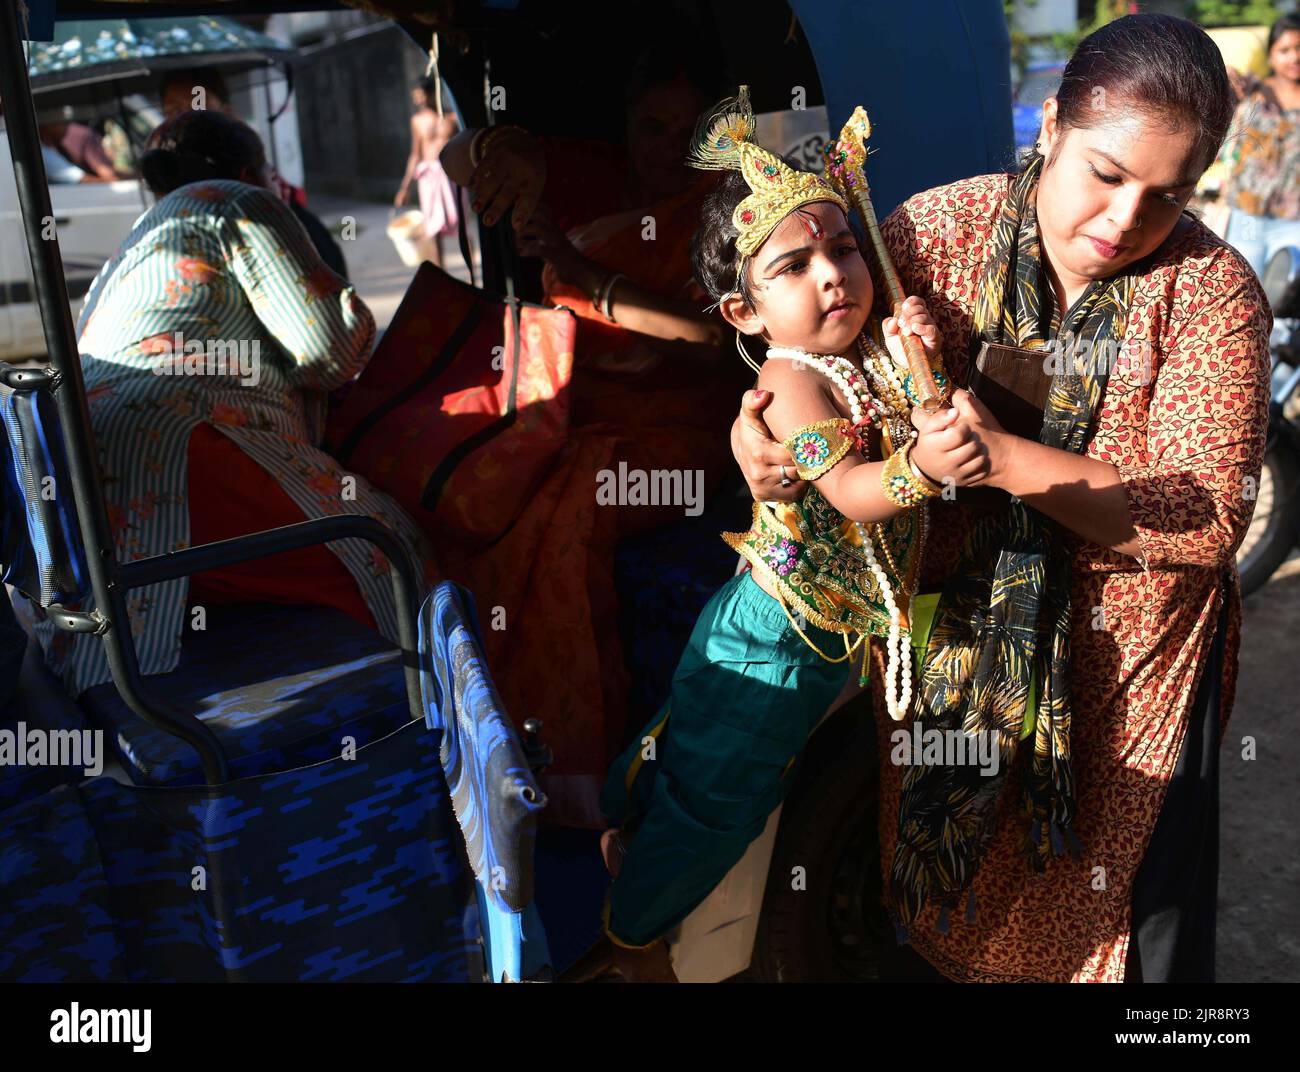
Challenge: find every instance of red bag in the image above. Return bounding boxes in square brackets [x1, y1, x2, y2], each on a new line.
[326, 262, 575, 546]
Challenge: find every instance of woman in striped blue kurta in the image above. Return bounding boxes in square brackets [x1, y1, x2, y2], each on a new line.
[36, 110, 433, 696]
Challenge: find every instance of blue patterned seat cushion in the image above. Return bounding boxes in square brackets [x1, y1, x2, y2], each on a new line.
[79, 603, 412, 786]
[0, 677, 96, 815]
[0, 720, 484, 982]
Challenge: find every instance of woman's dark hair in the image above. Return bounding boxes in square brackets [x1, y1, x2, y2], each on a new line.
[625, 37, 725, 113]
[415, 76, 439, 98]
[139, 109, 266, 197]
[1046, 13, 1234, 174]
[1268, 13, 1300, 52]
[159, 66, 231, 106]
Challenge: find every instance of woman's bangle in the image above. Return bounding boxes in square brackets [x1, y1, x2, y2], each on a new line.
[591, 271, 624, 321]
[472, 124, 526, 167]
[881, 440, 941, 507]
[601, 273, 626, 323]
[468, 128, 488, 168]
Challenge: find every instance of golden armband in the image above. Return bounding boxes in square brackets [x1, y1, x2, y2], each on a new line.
[783, 419, 855, 481]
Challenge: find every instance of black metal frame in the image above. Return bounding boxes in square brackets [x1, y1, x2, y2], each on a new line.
[0, 0, 425, 786]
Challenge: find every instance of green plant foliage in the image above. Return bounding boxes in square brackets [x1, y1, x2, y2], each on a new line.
[1006, 0, 1134, 85]
[1188, 0, 1282, 28]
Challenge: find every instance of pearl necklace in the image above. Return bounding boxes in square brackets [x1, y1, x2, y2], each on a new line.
[765, 343, 913, 720]
[765, 346, 883, 428]
[858, 334, 909, 404]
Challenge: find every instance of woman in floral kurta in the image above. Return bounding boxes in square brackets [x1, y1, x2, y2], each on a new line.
[728, 13, 1270, 984]
[740, 177, 1268, 981]
[40, 174, 432, 696]
[862, 172, 1269, 982]
[1217, 15, 1300, 274]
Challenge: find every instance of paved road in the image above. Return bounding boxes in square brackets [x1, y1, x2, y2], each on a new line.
[1219, 557, 1300, 982]
[310, 196, 478, 334]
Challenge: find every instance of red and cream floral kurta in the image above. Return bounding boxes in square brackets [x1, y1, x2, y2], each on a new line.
[870, 173, 1271, 982]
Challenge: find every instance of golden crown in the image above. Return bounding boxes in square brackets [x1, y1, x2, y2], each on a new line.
[688, 87, 849, 258]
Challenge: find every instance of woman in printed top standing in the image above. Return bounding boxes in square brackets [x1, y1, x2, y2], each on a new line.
[35, 109, 433, 699]
[1218, 13, 1300, 277]
[730, 14, 1271, 982]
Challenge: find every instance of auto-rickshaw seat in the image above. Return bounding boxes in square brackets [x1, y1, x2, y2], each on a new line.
[1, 369, 419, 789]
[1, 375, 548, 977]
[78, 601, 414, 787]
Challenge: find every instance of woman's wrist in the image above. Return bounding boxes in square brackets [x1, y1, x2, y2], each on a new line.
[596, 273, 626, 322]
[984, 431, 1023, 493]
[473, 124, 522, 167]
[573, 260, 607, 304]
[471, 124, 530, 168]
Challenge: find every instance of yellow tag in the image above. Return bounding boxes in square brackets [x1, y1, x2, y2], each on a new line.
[907, 591, 1036, 740]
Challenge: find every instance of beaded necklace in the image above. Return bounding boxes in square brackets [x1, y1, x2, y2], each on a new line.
[857, 335, 915, 454]
[764, 338, 914, 720]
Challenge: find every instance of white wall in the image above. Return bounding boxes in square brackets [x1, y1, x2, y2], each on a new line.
[1010, 0, 1078, 36]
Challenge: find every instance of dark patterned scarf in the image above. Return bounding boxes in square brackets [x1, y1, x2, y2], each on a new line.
[889, 155, 1136, 929]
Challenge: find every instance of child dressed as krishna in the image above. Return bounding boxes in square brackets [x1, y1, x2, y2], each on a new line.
[596, 90, 971, 981]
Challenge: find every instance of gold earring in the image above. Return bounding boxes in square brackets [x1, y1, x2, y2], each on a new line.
[734, 333, 762, 375]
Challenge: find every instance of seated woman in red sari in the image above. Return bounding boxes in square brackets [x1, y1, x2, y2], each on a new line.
[439, 45, 750, 826]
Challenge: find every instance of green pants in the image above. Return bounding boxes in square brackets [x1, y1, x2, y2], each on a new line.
[600, 570, 848, 947]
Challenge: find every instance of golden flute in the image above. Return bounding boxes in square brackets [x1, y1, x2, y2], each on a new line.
[825, 108, 946, 411]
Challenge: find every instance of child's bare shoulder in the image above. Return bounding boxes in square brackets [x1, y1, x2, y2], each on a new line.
[756, 354, 841, 442]
[755, 353, 829, 397]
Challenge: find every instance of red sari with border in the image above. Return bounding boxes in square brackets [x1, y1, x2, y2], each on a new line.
[437, 141, 751, 827]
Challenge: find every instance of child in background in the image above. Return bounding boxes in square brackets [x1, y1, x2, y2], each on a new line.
[598, 91, 977, 981]
[394, 77, 461, 268]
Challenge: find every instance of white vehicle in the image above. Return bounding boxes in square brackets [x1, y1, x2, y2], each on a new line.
[0, 119, 146, 360]
[2, 50, 300, 361]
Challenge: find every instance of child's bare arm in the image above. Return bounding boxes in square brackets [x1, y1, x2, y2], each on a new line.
[759, 360, 981, 523]
[757, 359, 900, 523]
[395, 115, 421, 206]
